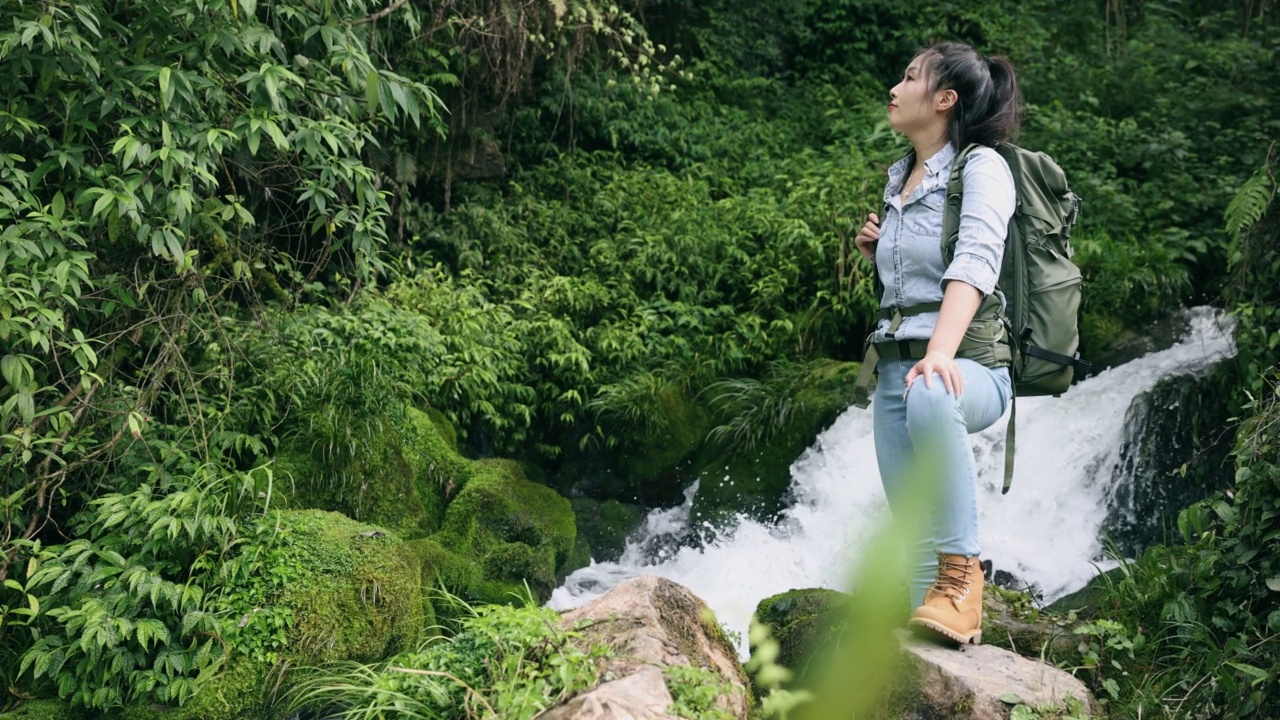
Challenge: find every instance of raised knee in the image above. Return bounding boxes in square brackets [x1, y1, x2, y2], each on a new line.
[904, 376, 960, 431]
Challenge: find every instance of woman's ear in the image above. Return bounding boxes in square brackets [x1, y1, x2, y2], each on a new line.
[935, 88, 958, 112]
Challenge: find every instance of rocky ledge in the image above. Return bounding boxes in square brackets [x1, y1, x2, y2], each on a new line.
[542, 579, 1098, 720]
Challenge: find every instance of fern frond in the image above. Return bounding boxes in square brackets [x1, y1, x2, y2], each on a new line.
[1225, 165, 1277, 240]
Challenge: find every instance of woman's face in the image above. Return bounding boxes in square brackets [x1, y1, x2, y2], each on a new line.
[887, 56, 949, 137]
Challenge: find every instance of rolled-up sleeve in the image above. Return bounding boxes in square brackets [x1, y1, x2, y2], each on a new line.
[941, 148, 1015, 296]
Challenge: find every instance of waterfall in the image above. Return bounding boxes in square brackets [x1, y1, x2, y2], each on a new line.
[549, 307, 1236, 654]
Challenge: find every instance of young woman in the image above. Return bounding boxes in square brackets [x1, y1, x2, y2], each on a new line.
[853, 42, 1021, 645]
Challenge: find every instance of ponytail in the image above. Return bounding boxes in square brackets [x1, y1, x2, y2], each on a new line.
[916, 43, 1023, 148]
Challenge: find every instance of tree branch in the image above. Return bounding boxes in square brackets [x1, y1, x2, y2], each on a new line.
[353, 0, 408, 26]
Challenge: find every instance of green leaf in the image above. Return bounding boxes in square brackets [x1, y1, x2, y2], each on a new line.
[365, 70, 380, 116]
[159, 67, 173, 110]
[999, 693, 1023, 705]
[1266, 577, 1280, 592]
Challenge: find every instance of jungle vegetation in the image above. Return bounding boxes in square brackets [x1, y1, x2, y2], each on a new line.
[1, 0, 1278, 717]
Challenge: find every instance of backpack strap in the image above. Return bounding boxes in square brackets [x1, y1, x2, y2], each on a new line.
[1003, 391, 1016, 494]
[945, 143, 1020, 494]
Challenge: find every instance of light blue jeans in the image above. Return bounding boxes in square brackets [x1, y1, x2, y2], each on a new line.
[873, 357, 1012, 609]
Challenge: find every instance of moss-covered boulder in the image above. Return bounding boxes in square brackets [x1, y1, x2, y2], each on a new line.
[0, 700, 83, 719]
[691, 360, 860, 525]
[120, 510, 426, 720]
[273, 406, 465, 541]
[402, 459, 577, 605]
[571, 497, 647, 562]
[752, 588, 853, 692]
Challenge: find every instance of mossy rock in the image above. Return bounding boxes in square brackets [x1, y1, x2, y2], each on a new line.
[276, 403, 580, 607]
[0, 700, 84, 719]
[273, 406, 462, 540]
[118, 661, 271, 720]
[691, 360, 860, 525]
[273, 510, 426, 663]
[753, 588, 853, 691]
[563, 533, 592, 579]
[570, 497, 646, 562]
[118, 510, 427, 720]
[403, 536, 521, 628]
[615, 383, 712, 506]
[405, 459, 577, 605]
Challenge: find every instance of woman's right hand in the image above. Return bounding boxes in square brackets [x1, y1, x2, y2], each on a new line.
[855, 212, 880, 262]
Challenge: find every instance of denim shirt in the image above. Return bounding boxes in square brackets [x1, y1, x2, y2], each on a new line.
[873, 142, 1016, 342]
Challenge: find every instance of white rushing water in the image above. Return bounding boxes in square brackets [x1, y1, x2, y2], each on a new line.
[549, 307, 1236, 654]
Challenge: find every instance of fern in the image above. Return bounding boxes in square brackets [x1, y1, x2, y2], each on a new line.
[1225, 164, 1277, 240]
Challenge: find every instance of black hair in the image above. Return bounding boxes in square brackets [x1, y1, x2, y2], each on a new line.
[916, 42, 1022, 148]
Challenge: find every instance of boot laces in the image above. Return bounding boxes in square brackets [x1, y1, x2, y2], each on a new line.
[930, 554, 974, 602]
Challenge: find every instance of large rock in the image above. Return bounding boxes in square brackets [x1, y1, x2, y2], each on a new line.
[752, 588, 852, 688]
[273, 406, 462, 540]
[536, 667, 682, 720]
[891, 630, 1098, 719]
[121, 510, 427, 720]
[754, 587, 1098, 719]
[542, 576, 750, 720]
[425, 457, 577, 603]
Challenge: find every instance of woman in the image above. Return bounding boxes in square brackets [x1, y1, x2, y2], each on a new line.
[854, 42, 1020, 645]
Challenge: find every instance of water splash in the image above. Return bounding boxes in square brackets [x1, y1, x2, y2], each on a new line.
[549, 307, 1236, 654]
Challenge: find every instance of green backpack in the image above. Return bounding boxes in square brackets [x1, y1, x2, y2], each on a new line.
[942, 142, 1090, 398]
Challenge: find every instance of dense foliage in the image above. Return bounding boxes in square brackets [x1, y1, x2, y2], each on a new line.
[1, 0, 1278, 715]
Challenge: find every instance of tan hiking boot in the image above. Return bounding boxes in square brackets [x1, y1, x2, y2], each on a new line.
[908, 553, 983, 645]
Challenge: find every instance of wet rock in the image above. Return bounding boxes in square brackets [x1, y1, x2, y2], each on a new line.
[1101, 360, 1237, 556]
[754, 587, 1097, 718]
[572, 497, 648, 562]
[752, 588, 853, 688]
[892, 630, 1098, 719]
[545, 576, 751, 719]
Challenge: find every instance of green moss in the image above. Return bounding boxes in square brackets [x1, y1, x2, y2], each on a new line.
[0, 700, 83, 720]
[482, 541, 557, 598]
[123, 511, 427, 720]
[276, 406, 581, 608]
[692, 360, 859, 525]
[423, 406, 458, 451]
[562, 534, 593, 579]
[406, 537, 483, 592]
[402, 406, 470, 504]
[274, 510, 425, 664]
[272, 407, 466, 541]
[431, 459, 576, 603]
[753, 588, 853, 691]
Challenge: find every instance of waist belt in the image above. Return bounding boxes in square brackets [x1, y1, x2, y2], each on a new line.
[850, 300, 1010, 410]
[873, 339, 931, 361]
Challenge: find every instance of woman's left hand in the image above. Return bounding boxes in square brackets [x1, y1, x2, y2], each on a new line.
[905, 350, 965, 398]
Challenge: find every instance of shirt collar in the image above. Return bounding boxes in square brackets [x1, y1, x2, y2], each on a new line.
[885, 141, 957, 183]
[922, 142, 957, 177]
